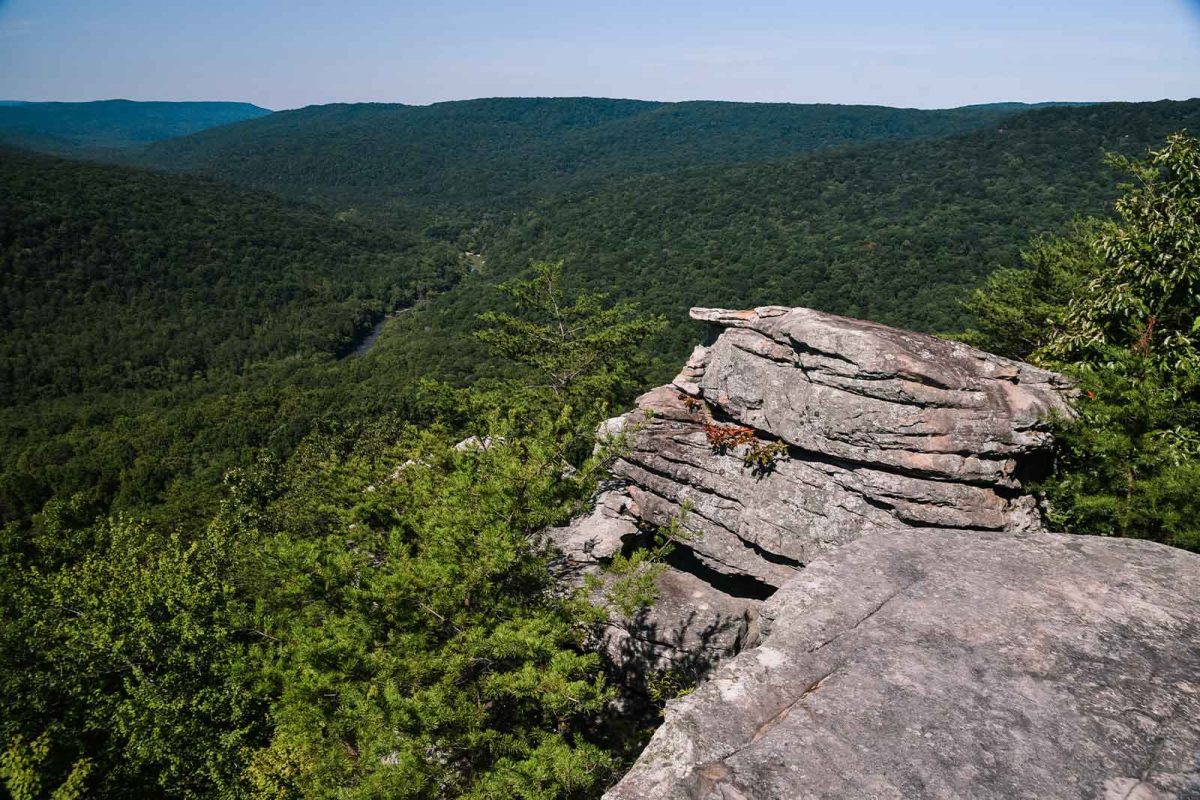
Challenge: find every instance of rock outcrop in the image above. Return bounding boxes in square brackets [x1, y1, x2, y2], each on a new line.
[545, 305, 1200, 797]
[550, 306, 1074, 670]
[619, 306, 1074, 588]
[605, 528, 1200, 800]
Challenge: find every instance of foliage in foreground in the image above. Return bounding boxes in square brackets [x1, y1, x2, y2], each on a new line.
[963, 132, 1200, 549]
[1, 267, 665, 798]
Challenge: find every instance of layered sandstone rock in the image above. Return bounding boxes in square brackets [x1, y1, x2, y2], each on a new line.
[618, 306, 1074, 587]
[548, 306, 1199, 797]
[548, 306, 1076, 671]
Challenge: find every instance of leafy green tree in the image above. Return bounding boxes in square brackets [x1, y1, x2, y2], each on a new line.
[240, 415, 618, 798]
[476, 261, 666, 409]
[0, 502, 263, 798]
[232, 271, 665, 797]
[1039, 356, 1200, 547]
[0, 733, 91, 800]
[964, 133, 1200, 549]
[1047, 133, 1200, 371]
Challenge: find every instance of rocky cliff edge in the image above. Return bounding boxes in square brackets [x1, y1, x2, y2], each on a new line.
[545, 306, 1200, 798]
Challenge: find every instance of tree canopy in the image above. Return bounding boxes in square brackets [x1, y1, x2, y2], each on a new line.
[1, 268, 666, 798]
[4, 94, 1200, 799]
[963, 133, 1200, 549]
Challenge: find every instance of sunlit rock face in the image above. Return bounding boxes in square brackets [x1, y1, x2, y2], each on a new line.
[552, 307, 1199, 798]
[615, 306, 1074, 588]
[548, 305, 1074, 678]
[605, 527, 1200, 800]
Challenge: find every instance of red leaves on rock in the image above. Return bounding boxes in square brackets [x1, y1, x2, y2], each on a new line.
[704, 423, 756, 450]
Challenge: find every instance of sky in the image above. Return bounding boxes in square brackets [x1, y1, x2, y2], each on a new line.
[1, 0, 1198, 110]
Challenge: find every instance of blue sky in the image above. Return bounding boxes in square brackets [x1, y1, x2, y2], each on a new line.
[1, 0, 1198, 109]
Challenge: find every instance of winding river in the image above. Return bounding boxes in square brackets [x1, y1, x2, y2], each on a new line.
[346, 306, 412, 358]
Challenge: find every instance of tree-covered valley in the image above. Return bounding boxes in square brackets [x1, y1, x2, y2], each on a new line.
[2, 95, 1199, 798]
[0, 148, 460, 406]
[351, 98, 1200, 385]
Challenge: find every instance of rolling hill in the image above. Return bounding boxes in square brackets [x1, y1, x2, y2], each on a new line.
[5, 96, 1198, 529]
[362, 98, 1200, 383]
[0, 146, 465, 531]
[5, 93, 1200, 798]
[0, 147, 455, 406]
[134, 97, 1050, 210]
[0, 99, 271, 154]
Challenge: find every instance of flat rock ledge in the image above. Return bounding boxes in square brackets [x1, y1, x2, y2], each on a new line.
[604, 528, 1200, 800]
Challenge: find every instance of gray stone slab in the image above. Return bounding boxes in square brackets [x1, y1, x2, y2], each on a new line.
[605, 528, 1200, 800]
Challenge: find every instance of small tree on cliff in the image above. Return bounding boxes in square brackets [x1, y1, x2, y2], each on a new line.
[1045, 133, 1200, 371]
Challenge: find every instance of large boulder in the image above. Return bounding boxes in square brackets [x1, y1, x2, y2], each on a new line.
[687, 306, 1072, 484]
[613, 307, 1074, 589]
[547, 305, 1076, 677]
[604, 527, 1200, 800]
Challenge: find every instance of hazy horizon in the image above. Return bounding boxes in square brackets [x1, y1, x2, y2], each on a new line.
[0, 96, 1160, 114]
[1, 0, 1198, 111]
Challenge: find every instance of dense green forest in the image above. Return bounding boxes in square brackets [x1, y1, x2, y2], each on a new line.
[2, 262, 667, 798]
[5, 97, 1198, 547]
[133, 98, 1048, 210]
[0, 148, 458, 404]
[2, 94, 1200, 797]
[361, 98, 1200, 384]
[0, 100, 270, 155]
[0, 149, 463, 535]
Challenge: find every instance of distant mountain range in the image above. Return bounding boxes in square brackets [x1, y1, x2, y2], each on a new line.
[0, 99, 271, 154]
[128, 98, 1060, 210]
[357, 98, 1200, 383]
[5, 95, 1199, 382]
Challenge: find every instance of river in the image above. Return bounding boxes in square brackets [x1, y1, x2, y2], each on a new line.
[346, 306, 412, 358]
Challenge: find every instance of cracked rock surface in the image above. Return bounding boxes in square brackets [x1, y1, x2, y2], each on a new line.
[604, 528, 1200, 800]
[545, 306, 1200, 797]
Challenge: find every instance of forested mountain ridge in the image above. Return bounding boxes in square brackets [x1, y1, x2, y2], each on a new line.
[132, 97, 1048, 210]
[359, 97, 1200, 384]
[4, 97, 1196, 521]
[0, 99, 271, 154]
